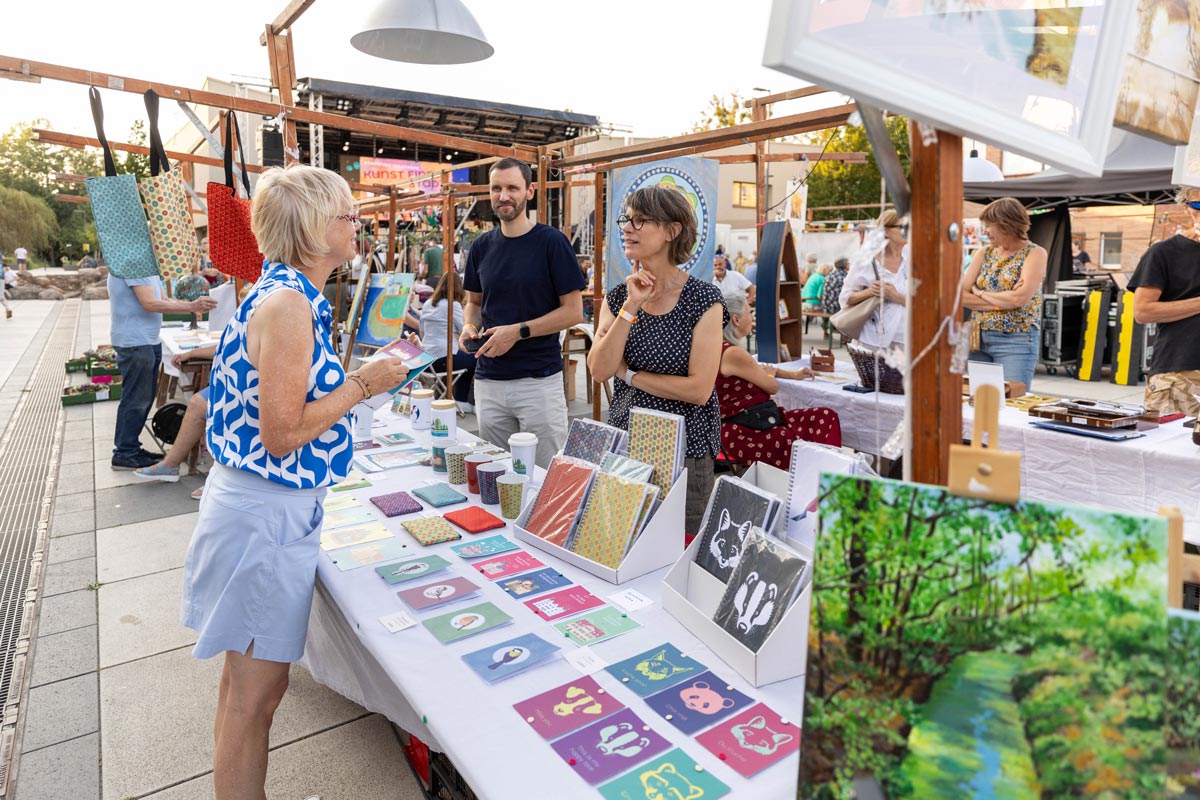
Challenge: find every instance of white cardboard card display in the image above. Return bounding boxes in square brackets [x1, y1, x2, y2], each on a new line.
[662, 461, 811, 687]
[513, 468, 687, 585]
[786, 442, 870, 552]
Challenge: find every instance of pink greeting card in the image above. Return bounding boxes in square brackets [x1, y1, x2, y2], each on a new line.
[512, 675, 624, 741]
[473, 551, 546, 580]
[695, 702, 799, 778]
[523, 586, 605, 621]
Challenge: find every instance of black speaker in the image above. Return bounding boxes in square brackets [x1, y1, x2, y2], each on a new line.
[258, 127, 285, 167]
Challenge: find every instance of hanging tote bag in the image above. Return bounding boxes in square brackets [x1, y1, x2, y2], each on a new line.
[829, 258, 882, 340]
[206, 112, 263, 283]
[84, 87, 160, 280]
[138, 90, 202, 282]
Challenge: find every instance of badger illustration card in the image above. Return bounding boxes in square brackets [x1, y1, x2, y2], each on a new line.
[598, 748, 730, 800]
[450, 535, 518, 560]
[499, 567, 572, 599]
[550, 708, 671, 785]
[605, 643, 706, 697]
[473, 550, 545, 580]
[644, 671, 754, 735]
[461, 632, 561, 684]
[373, 554, 452, 585]
[326, 536, 412, 571]
[693, 476, 781, 583]
[696, 703, 799, 778]
[512, 675, 625, 740]
[421, 601, 512, 645]
[712, 530, 807, 653]
[523, 586, 605, 621]
[396, 576, 480, 611]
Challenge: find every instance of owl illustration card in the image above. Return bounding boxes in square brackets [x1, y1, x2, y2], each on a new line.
[461, 632, 561, 684]
[713, 531, 808, 652]
[693, 476, 782, 583]
[523, 586, 605, 621]
[396, 576, 480, 611]
[473, 550, 545, 580]
[644, 671, 754, 734]
[499, 567, 572, 599]
[696, 703, 799, 778]
[551, 708, 671, 785]
[598, 748, 729, 800]
[605, 643, 706, 697]
[513, 675, 625, 740]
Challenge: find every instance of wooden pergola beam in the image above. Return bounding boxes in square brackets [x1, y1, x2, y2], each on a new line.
[0, 55, 538, 161]
[741, 85, 831, 108]
[714, 151, 867, 164]
[259, 0, 318, 44]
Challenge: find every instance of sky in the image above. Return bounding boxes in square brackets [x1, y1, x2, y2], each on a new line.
[0, 0, 829, 147]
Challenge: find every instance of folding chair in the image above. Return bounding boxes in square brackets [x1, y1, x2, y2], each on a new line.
[419, 368, 469, 414]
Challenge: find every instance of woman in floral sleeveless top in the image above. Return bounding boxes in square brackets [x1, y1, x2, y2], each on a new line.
[962, 197, 1047, 390]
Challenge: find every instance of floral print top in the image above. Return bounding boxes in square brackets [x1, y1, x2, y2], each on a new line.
[973, 243, 1041, 333]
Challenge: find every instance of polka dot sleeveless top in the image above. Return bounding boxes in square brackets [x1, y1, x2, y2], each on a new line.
[606, 276, 728, 458]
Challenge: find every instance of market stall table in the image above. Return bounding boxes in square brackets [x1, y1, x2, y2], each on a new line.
[301, 412, 803, 799]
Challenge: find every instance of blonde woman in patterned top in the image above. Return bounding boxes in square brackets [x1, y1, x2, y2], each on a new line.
[962, 197, 1047, 390]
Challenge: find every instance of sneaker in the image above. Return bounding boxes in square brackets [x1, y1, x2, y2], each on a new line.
[111, 452, 159, 471]
[133, 462, 180, 483]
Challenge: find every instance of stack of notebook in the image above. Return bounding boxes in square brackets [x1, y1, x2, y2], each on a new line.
[566, 473, 660, 569]
[522, 455, 598, 547]
[627, 408, 686, 495]
[712, 529, 809, 652]
[563, 418, 629, 464]
[693, 476, 783, 584]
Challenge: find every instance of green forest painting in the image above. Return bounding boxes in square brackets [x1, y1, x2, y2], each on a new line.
[1169, 608, 1200, 798]
[799, 475, 1168, 799]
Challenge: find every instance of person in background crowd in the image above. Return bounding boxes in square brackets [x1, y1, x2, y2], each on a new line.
[589, 185, 727, 535]
[1071, 239, 1092, 274]
[1, 260, 14, 319]
[733, 250, 749, 274]
[14, 246, 28, 271]
[422, 238, 444, 283]
[822, 257, 850, 315]
[462, 158, 585, 467]
[578, 256, 593, 287]
[744, 253, 759, 286]
[199, 236, 224, 287]
[802, 264, 830, 309]
[800, 252, 818, 286]
[1131, 185, 1200, 417]
[839, 210, 910, 351]
[77, 254, 98, 269]
[416, 271, 476, 413]
[713, 254, 755, 304]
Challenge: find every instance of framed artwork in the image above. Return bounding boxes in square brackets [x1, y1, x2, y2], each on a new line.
[1173, 104, 1200, 186]
[354, 273, 415, 348]
[1114, 0, 1200, 145]
[763, 1, 1137, 176]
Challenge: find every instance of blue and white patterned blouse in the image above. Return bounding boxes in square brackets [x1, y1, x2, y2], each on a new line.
[206, 262, 352, 489]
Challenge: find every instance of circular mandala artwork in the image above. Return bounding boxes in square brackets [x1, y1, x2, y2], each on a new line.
[620, 165, 711, 274]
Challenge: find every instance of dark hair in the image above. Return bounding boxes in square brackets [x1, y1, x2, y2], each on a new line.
[428, 270, 465, 308]
[489, 158, 533, 188]
[834, 257, 849, 270]
[625, 185, 698, 266]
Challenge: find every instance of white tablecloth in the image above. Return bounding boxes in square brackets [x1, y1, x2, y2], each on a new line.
[159, 324, 220, 380]
[301, 415, 803, 799]
[773, 360, 1200, 541]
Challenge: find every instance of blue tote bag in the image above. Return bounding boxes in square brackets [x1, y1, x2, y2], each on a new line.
[85, 87, 160, 279]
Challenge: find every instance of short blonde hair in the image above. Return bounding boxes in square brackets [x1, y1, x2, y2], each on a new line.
[817, 263, 833, 276]
[979, 197, 1030, 240]
[251, 165, 353, 268]
[879, 209, 902, 229]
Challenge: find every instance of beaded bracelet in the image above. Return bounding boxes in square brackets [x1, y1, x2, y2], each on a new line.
[348, 374, 371, 401]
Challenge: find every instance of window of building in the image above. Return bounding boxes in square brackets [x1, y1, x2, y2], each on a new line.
[1099, 232, 1122, 268]
[733, 181, 756, 208]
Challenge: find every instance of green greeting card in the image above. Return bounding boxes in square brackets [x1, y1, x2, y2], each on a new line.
[599, 748, 729, 800]
[423, 601, 513, 644]
[554, 606, 642, 646]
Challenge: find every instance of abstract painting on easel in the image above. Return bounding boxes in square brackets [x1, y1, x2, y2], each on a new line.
[355, 273, 414, 348]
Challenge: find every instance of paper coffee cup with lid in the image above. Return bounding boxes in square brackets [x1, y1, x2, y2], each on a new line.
[508, 432, 537, 475]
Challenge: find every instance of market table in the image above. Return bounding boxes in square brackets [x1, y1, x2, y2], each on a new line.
[773, 359, 1200, 540]
[301, 412, 803, 799]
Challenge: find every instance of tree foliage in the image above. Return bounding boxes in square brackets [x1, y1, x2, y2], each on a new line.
[690, 92, 753, 133]
[800, 116, 910, 222]
[0, 185, 57, 254]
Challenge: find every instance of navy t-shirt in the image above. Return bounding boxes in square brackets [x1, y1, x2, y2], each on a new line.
[463, 223, 586, 380]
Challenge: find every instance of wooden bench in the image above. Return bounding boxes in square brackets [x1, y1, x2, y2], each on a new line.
[799, 307, 834, 348]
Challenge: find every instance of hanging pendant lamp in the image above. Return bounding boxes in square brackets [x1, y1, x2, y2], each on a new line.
[351, 0, 494, 65]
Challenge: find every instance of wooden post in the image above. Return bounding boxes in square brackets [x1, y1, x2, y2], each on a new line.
[536, 145, 550, 226]
[752, 98, 767, 251]
[443, 184, 455, 400]
[908, 127, 963, 485]
[592, 171, 606, 422]
[561, 145, 574, 241]
[387, 187, 397, 272]
[264, 25, 298, 166]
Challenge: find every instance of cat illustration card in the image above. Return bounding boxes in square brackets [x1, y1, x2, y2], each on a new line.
[644, 671, 754, 735]
[396, 576, 480, 611]
[598, 748, 730, 800]
[461, 632, 561, 684]
[713, 530, 808, 652]
[450, 535, 518, 560]
[605, 644, 707, 697]
[523, 586, 605, 621]
[373, 554, 452, 585]
[693, 476, 781, 583]
[320, 522, 391, 552]
[326, 536, 411, 571]
[422, 601, 512, 644]
[696, 703, 799, 778]
[499, 567, 572, 599]
[554, 607, 643, 646]
[473, 551, 546, 580]
[550, 708, 671, 785]
[513, 675, 625, 740]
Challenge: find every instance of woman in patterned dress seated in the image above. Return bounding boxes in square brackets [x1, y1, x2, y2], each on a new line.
[716, 292, 842, 469]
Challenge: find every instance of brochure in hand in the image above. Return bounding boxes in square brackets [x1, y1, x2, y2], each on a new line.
[461, 632, 561, 684]
[365, 336, 436, 393]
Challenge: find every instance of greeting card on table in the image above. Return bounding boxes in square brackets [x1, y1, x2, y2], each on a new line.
[326, 536, 411, 571]
[522, 455, 598, 547]
[320, 522, 390, 551]
[450, 535, 518, 559]
[605, 644, 706, 697]
[474, 551, 545, 580]
[375, 430, 415, 446]
[356, 448, 425, 473]
[461, 632, 561, 684]
[513, 675, 625, 740]
[330, 469, 372, 492]
[696, 703, 798, 778]
[322, 505, 378, 530]
[550, 708, 671, 785]
[396, 576, 480, 611]
[644, 671, 754, 735]
[324, 493, 361, 512]
[491, 566, 564, 598]
[524, 586, 605, 621]
[400, 516, 462, 546]
[422, 601, 512, 644]
[598, 748, 729, 800]
[627, 408, 685, 495]
[374, 554, 451, 585]
[563, 418, 628, 464]
[568, 473, 654, 567]
[554, 607, 642, 646]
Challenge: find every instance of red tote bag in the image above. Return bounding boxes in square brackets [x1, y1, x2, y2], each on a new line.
[206, 112, 263, 283]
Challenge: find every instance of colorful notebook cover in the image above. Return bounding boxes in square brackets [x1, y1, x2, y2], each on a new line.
[374, 554, 451, 585]
[550, 708, 671, 785]
[461, 632, 561, 684]
[568, 473, 653, 568]
[713, 530, 808, 652]
[369, 335, 436, 394]
[696, 703, 799, 778]
[644, 670, 754, 734]
[563, 418, 626, 464]
[327, 536, 411, 571]
[555, 607, 642, 646]
[522, 455, 597, 547]
[322, 505, 377, 530]
[422, 601, 512, 644]
[627, 408, 684, 494]
[599, 452, 655, 483]
[513, 675, 625, 740]
[473, 551, 545, 580]
[693, 476, 781, 583]
[443, 506, 506, 534]
[369, 490, 423, 518]
[320, 522, 390, 551]
[523, 586, 605, 621]
[598, 749, 730, 800]
[411, 483, 468, 508]
[450, 535, 518, 559]
[498, 567, 572, 599]
[396, 576, 480, 611]
[400, 516, 463, 546]
[605, 644, 706, 697]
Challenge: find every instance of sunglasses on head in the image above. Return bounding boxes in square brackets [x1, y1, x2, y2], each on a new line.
[1188, 200, 1200, 211]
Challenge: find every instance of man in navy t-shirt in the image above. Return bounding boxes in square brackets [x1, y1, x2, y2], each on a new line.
[462, 158, 585, 467]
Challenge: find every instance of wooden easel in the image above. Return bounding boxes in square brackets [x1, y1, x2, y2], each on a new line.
[1166, 507, 1197, 610]
[947, 384, 1021, 503]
